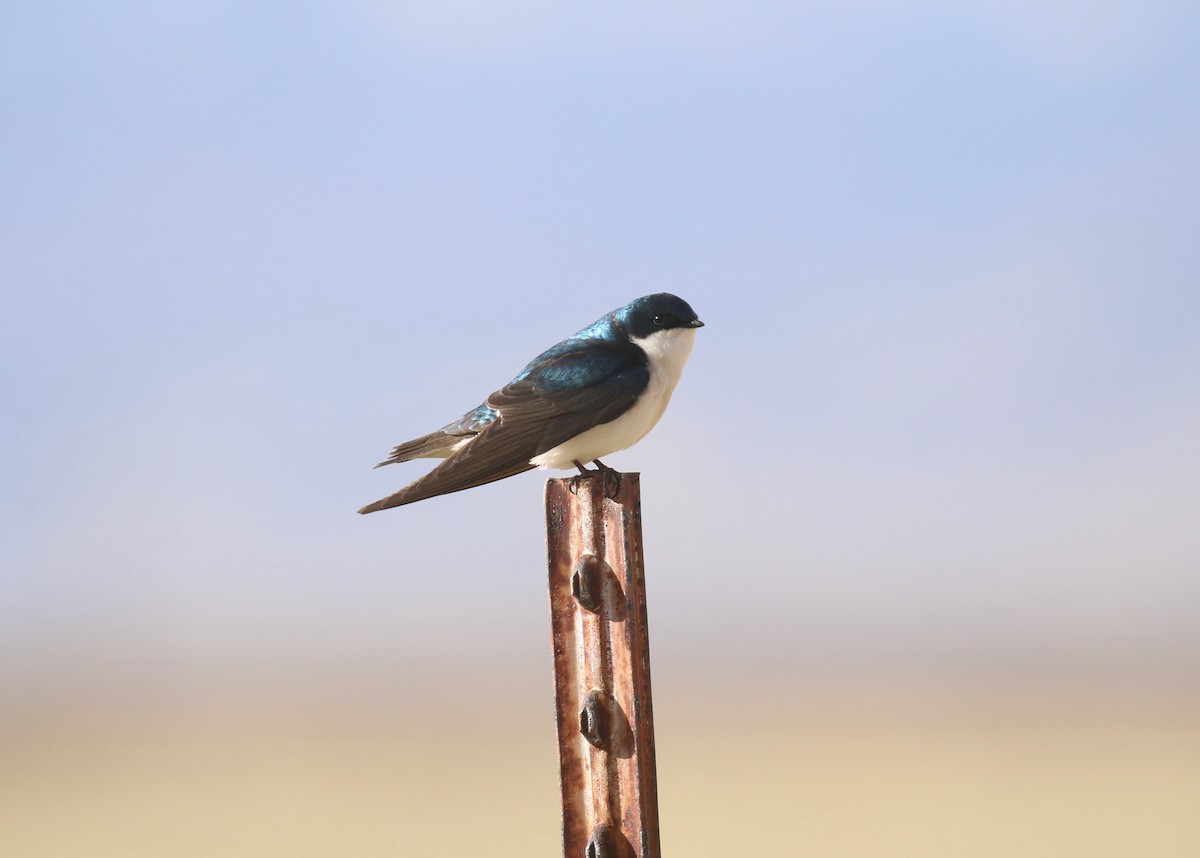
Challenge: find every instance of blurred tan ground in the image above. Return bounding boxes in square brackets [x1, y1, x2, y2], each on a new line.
[3, 682, 1198, 857]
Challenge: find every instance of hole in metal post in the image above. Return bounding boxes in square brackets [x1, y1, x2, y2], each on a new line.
[570, 555, 628, 620]
[579, 689, 611, 750]
[577, 689, 635, 757]
[585, 823, 636, 858]
[570, 554, 604, 612]
[580, 686, 614, 748]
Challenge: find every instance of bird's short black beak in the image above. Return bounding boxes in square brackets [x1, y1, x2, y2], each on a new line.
[688, 319, 705, 328]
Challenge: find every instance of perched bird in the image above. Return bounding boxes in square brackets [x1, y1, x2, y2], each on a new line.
[358, 293, 704, 513]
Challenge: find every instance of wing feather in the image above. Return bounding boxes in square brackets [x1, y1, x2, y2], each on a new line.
[358, 341, 647, 512]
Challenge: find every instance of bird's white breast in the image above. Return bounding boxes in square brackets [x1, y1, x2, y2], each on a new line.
[530, 327, 696, 470]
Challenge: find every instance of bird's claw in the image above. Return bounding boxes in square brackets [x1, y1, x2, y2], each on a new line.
[567, 459, 622, 498]
[595, 461, 622, 498]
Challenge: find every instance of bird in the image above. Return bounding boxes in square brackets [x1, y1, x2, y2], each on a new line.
[358, 293, 704, 513]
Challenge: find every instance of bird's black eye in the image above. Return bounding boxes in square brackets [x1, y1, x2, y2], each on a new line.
[653, 313, 680, 327]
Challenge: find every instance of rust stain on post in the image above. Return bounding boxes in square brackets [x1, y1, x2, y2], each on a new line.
[546, 473, 660, 858]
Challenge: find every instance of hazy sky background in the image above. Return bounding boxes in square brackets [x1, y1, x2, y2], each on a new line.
[3, 2, 1199, 707]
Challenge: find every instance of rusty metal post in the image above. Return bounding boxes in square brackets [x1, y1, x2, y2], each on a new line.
[545, 473, 660, 858]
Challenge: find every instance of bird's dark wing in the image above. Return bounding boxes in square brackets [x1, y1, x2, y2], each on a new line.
[357, 341, 648, 512]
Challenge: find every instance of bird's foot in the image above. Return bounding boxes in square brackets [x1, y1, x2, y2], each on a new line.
[567, 459, 622, 498]
[568, 460, 590, 495]
[590, 458, 623, 498]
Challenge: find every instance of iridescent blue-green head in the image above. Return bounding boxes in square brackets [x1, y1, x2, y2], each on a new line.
[613, 293, 704, 340]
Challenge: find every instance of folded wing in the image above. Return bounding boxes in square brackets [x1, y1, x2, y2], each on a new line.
[358, 341, 648, 512]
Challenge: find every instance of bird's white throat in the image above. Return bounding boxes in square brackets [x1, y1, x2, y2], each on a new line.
[531, 326, 696, 469]
[630, 325, 697, 384]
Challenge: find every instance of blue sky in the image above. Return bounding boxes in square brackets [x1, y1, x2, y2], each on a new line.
[3, 2, 1198, 698]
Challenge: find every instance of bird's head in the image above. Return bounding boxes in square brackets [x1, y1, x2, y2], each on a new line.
[617, 293, 704, 341]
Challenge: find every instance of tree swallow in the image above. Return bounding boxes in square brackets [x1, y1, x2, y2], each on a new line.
[358, 293, 703, 513]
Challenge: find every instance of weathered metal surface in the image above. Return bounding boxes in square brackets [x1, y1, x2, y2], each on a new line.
[546, 474, 660, 858]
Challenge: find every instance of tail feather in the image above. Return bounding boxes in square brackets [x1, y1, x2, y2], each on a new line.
[372, 430, 466, 468]
[357, 460, 534, 513]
